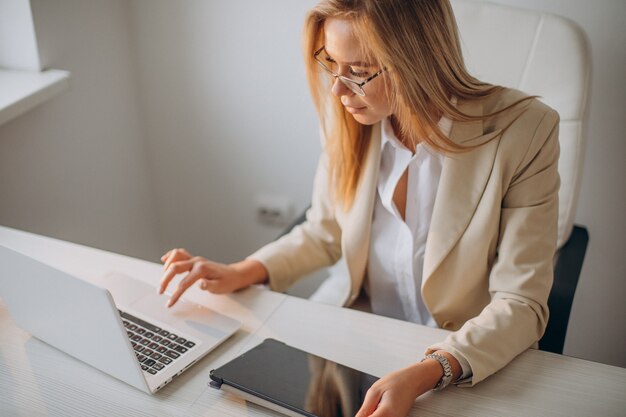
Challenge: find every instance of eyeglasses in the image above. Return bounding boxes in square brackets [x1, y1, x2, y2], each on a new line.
[313, 46, 385, 97]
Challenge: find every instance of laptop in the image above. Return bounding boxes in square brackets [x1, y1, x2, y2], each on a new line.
[0, 245, 241, 394]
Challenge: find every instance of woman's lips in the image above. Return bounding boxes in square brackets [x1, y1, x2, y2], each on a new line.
[345, 105, 367, 114]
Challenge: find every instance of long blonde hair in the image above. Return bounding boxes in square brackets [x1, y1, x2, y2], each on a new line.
[304, 0, 527, 209]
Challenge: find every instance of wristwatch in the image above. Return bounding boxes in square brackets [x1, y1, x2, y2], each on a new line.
[422, 353, 453, 391]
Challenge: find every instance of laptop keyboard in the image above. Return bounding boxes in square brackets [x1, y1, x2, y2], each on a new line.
[119, 310, 196, 375]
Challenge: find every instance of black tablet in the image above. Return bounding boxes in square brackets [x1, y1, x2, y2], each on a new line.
[209, 338, 379, 417]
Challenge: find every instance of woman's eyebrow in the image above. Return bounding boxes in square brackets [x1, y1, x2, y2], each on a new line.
[324, 49, 373, 67]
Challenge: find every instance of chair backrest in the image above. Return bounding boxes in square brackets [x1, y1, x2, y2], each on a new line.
[451, 0, 591, 248]
[539, 225, 588, 353]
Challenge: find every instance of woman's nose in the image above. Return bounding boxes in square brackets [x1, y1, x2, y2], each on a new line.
[331, 77, 354, 97]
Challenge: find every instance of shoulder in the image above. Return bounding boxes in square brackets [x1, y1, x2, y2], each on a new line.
[482, 88, 559, 154]
[483, 88, 559, 131]
[479, 89, 561, 184]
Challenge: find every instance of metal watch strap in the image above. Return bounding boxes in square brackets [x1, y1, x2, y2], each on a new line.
[422, 353, 453, 391]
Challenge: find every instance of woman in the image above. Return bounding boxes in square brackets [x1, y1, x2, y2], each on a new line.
[159, 1, 560, 416]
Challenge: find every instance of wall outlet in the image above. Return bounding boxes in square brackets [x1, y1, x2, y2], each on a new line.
[255, 193, 295, 227]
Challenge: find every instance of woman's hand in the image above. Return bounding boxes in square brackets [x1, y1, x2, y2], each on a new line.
[355, 359, 447, 417]
[158, 248, 268, 307]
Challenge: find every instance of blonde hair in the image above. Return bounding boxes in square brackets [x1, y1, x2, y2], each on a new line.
[303, 0, 529, 209]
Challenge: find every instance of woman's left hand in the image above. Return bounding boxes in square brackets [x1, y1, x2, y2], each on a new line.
[355, 360, 442, 417]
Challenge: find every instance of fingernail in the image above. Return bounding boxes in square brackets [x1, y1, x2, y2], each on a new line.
[166, 299, 172, 308]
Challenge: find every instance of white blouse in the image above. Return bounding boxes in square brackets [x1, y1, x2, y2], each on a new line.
[366, 115, 471, 378]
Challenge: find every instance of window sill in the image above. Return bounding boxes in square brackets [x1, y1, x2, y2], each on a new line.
[0, 68, 70, 126]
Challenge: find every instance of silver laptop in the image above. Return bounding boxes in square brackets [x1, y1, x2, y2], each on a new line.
[0, 245, 241, 394]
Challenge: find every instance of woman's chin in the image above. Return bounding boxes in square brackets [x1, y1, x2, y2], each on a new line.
[350, 113, 381, 126]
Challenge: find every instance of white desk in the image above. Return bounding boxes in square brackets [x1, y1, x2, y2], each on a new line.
[1, 226, 625, 417]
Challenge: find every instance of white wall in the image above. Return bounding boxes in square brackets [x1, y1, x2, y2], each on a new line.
[128, 0, 320, 262]
[0, 0, 159, 260]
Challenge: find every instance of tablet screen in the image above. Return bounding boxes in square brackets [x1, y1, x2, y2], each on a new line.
[210, 338, 378, 417]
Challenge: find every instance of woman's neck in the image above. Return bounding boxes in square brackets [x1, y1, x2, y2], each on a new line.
[389, 107, 443, 153]
[389, 115, 417, 153]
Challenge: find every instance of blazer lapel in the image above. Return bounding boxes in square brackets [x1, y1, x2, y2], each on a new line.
[422, 99, 502, 286]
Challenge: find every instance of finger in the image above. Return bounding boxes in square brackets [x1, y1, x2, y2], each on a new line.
[355, 387, 382, 417]
[160, 248, 185, 263]
[162, 248, 189, 266]
[158, 259, 194, 295]
[167, 267, 204, 307]
[162, 248, 192, 271]
[160, 249, 173, 262]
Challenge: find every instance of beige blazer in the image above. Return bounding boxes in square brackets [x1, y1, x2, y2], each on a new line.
[249, 88, 560, 385]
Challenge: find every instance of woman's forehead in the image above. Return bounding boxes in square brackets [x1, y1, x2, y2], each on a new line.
[323, 18, 367, 64]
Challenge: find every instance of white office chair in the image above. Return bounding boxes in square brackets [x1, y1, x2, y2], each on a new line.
[453, 0, 591, 249]
[286, 0, 591, 353]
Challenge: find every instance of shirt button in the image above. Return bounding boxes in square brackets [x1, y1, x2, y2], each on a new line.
[442, 320, 455, 330]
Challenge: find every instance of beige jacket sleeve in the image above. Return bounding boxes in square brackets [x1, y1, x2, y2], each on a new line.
[247, 149, 342, 293]
[427, 109, 561, 385]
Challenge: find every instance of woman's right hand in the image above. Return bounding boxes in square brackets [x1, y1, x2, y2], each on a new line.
[158, 248, 268, 308]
